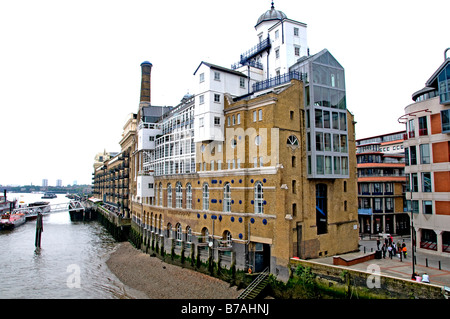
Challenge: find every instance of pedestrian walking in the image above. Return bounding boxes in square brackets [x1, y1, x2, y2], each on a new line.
[388, 244, 393, 259]
[382, 243, 387, 259]
[402, 246, 407, 259]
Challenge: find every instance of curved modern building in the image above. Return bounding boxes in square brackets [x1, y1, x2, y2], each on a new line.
[400, 49, 450, 256]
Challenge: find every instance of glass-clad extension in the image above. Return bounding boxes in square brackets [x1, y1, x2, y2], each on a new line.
[290, 49, 349, 178]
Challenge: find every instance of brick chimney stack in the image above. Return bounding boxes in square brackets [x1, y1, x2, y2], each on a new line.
[140, 61, 152, 103]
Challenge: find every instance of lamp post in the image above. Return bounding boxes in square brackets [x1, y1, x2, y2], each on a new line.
[410, 189, 416, 276]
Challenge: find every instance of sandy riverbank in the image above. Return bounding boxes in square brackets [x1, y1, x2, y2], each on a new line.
[106, 241, 242, 299]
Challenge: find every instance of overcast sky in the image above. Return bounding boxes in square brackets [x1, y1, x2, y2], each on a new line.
[0, 0, 448, 186]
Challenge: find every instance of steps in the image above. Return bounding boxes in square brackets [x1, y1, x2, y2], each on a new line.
[237, 267, 270, 299]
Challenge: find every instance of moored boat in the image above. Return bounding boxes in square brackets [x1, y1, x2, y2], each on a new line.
[23, 201, 51, 220]
[41, 192, 57, 199]
[0, 213, 26, 229]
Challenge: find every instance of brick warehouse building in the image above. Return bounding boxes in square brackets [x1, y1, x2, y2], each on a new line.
[399, 49, 450, 256]
[92, 4, 359, 281]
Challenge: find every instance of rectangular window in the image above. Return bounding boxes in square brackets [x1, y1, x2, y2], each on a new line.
[237, 158, 241, 169]
[199, 117, 204, 127]
[333, 134, 340, 152]
[259, 156, 264, 167]
[316, 132, 323, 151]
[210, 160, 214, 171]
[340, 134, 347, 153]
[214, 117, 220, 125]
[259, 109, 263, 121]
[423, 200, 433, 214]
[253, 157, 257, 168]
[316, 155, 324, 174]
[214, 94, 220, 103]
[214, 71, 221, 81]
[405, 147, 409, 166]
[408, 119, 415, 138]
[240, 77, 245, 88]
[325, 156, 332, 174]
[323, 110, 330, 128]
[332, 112, 339, 129]
[232, 115, 235, 125]
[199, 73, 204, 83]
[339, 113, 347, 131]
[419, 144, 430, 164]
[227, 116, 231, 126]
[217, 160, 222, 170]
[199, 95, 204, 104]
[418, 116, 428, 136]
[441, 109, 450, 133]
[253, 111, 257, 122]
[315, 109, 323, 128]
[334, 157, 340, 174]
[324, 133, 331, 151]
[422, 172, 432, 192]
[294, 47, 300, 56]
[411, 173, 418, 192]
[237, 113, 241, 124]
[294, 27, 299, 36]
[410, 145, 417, 165]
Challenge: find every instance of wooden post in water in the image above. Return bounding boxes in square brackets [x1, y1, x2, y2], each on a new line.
[35, 212, 43, 248]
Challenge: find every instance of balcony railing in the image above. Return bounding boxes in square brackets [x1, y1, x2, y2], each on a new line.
[239, 36, 271, 65]
[252, 71, 306, 93]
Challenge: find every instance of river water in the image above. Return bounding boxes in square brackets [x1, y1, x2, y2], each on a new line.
[0, 192, 143, 299]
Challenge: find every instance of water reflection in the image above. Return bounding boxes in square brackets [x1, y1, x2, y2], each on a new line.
[0, 193, 141, 299]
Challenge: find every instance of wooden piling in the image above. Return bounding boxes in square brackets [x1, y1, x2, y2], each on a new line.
[35, 212, 43, 248]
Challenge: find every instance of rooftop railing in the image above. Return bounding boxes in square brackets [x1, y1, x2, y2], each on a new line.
[252, 71, 306, 93]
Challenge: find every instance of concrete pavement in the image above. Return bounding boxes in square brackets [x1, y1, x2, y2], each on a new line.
[314, 235, 450, 289]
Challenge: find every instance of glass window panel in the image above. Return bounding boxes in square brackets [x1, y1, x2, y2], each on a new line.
[330, 89, 339, 108]
[321, 87, 330, 107]
[323, 110, 330, 128]
[338, 91, 346, 109]
[422, 172, 432, 192]
[315, 109, 323, 128]
[340, 134, 347, 153]
[339, 112, 347, 131]
[314, 86, 322, 106]
[316, 132, 323, 151]
[316, 155, 324, 174]
[334, 156, 340, 174]
[341, 156, 348, 175]
[325, 156, 332, 174]
[333, 134, 340, 152]
[420, 144, 430, 164]
[332, 112, 339, 129]
[324, 133, 331, 151]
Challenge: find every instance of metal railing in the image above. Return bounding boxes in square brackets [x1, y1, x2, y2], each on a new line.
[252, 71, 305, 93]
[239, 36, 271, 64]
[237, 267, 270, 299]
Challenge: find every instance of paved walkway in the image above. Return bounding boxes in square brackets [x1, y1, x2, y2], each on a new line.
[314, 235, 450, 288]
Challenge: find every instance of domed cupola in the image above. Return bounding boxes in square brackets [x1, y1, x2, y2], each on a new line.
[255, 2, 287, 28]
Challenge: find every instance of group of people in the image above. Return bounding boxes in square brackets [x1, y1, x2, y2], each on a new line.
[377, 236, 407, 260]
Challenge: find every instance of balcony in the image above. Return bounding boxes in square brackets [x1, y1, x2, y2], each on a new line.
[252, 71, 306, 93]
[418, 128, 428, 136]
[239, 36, 271, 65]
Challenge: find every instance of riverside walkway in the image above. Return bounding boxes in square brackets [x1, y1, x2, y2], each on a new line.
[315, 235, 450, 288]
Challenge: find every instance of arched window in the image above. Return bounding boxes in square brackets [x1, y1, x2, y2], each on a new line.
[254, 181, 264, 214]
[176, 223, 183, 241]
[186, 183, 192, 209]
[201, 227, 209, 244]
[176, 182, 182, 208]
[202, 183, 209, 210]
[167, 183, 172, 208]
[167, 223, 172, 238]
[159, 183, 163, 207]
[186, 226, 192, 243]
[222, 230, 232, 247]
[223, 183, 231, 212]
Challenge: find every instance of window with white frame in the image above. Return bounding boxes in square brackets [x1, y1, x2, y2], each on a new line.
[176, 223, 183, 241]
[186, 183, 192, 209]
[214, 117, 220, 125]
[159, 183, 163, 207]
[199, 73, 204, 83]
[254, 181, 264, 214]
[176, 182, 182, 208]
[202, 183, 209, 210]
[223, 183, 231, 212]
[214, 94, 220, 103]
[214, 71, 221, 81]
